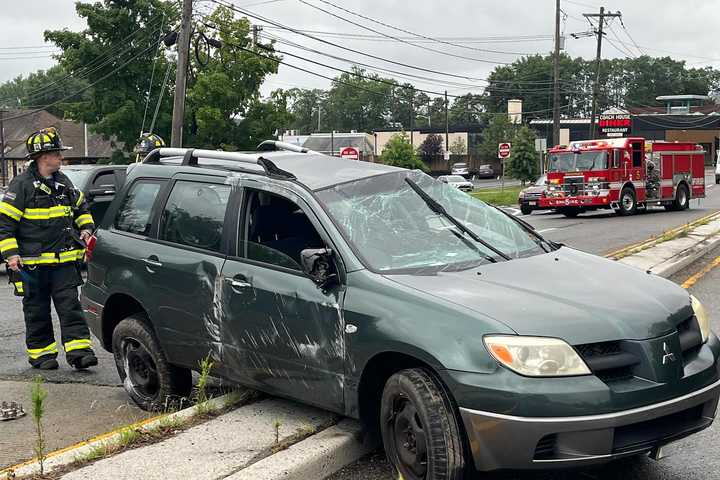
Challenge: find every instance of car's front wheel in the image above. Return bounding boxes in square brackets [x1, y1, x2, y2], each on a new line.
[520, 204, 533, 215]
[112, 315, 192, 411]
[380, 368, 465, 480]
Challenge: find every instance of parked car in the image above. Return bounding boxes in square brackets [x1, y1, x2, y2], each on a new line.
[62, 164, 128, 225]
[437, 174, 474, 192]
[476, 163, 495, 179]
[82, 142, 720, 478]
[518, 174, 550, 215]
[450, 162, 470, 178]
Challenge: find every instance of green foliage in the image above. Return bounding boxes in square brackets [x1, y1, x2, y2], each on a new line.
[448, 94, 485, 127]
[381, 133, 427, 171]
[417, 134, 443, 163]
[196, 355, 214, 409]
[235, 90, 294, 150]
[287, 88, 326, 134]
[479, 115, 515, 162]
[449, 137, 467, 155]
[508, 126, 539, 184]
[470, 186, 524, 206]
[0, 65, 90, 117]
[324, 67, 395, 132]
[31, 376, 48, 474]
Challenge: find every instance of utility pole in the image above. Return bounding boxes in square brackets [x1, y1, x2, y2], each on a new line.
[584, 7, 621, 138]
[317, 103, 321, 131]
[552, 0, 561, 147]
[444, 90, 449, 152]
[0, 110, 5, 187]
[409, 87, 414, 147]
[170, 0, 193, 147]
[252, 25, 263, 47]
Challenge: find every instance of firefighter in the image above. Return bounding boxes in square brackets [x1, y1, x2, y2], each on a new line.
[646, 158, 660, 199]
[0, 127, 98, 370]
[133, 132, 165, 163]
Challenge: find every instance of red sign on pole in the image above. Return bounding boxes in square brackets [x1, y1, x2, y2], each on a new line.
[340, 146, 360, 160]
[498, 143, 511, 159]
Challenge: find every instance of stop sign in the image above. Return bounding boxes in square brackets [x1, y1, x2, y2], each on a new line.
[498, 143, 511, 159]
[340, 146, 359, 160]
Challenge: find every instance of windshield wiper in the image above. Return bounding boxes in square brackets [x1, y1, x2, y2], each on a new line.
[447, 229, 497, 263]
[405, 178, 511, 261]
[491, 205, 555, 253]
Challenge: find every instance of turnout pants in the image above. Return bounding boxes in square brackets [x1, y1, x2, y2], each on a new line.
[20, 264, 94, 366]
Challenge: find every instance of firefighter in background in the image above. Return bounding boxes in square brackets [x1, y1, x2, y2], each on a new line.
[0, 128, 98, 370]
[133, 133, 165, 163]
[646, 158, 661, 199]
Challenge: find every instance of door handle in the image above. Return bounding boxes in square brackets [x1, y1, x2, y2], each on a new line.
[225, 276, 252, 291]
[143, 257, 163, 267]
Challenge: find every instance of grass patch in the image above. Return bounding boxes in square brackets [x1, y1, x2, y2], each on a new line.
[470, 186, 524, 206]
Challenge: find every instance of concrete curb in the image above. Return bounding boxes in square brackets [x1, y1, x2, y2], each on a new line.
[0, 390, 250, 480]
[617, 216, 720, 279]
[226, 420, 377, 480]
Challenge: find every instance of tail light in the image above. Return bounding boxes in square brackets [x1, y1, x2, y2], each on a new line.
[85, 234, 97, 262]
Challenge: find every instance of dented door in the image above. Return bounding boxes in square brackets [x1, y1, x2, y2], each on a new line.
[220, 258, 346, 412]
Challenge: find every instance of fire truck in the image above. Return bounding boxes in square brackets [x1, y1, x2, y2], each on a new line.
[538, 137, 706, 217]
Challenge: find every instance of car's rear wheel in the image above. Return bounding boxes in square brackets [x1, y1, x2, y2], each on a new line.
[520, 204, 533, 215]
[380, 368, 465, 480]
[112, 315, 192, 411]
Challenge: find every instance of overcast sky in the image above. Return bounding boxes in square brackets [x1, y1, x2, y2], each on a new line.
[2, 0, 720, 101]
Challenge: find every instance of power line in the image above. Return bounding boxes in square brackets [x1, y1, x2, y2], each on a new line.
[302, 0, 535, 56]
[618, 18, 645, 56]
[259, 27, 555, 43]
[3, 33, 172, 122]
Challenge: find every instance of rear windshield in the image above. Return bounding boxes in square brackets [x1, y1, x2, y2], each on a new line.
[446, 175, 466, 182]
[62, 169, 91, 189]
[453, 163, 467, 168]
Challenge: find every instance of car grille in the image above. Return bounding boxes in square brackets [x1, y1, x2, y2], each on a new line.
[575, 315, 700, 383]
[524, 192, 542, 200]
[533, 434, 557, 460]
[575, 341, 639, 382]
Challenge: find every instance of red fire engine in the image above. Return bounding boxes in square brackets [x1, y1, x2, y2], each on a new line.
[538, 137, 706, 217]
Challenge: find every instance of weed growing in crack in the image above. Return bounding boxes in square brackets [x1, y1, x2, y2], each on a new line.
[195, 355, 214, 415]
[273, 419, 282, 444]
[30, 376, 48, 475]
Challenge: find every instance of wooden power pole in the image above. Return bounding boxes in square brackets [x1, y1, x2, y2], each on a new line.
[444, 90, 449, 152]
[552, 0, 561, 147]
[584, 7, 621, 138]
[171, 0, 193, 147]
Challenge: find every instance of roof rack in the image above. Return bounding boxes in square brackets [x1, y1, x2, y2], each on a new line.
[142, 148, 296, 180]
[256, 140, 317, 154]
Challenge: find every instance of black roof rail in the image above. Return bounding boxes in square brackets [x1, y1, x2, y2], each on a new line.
[256, 140, 317, 154]
[141, 147, 296, 180]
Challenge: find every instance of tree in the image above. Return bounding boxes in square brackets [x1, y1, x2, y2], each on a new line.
[417, 134, 443, 163]
[236, 89, 294, 150]
[478, 114, 515, 161]
[45, 0, 179, 149]
[381, 133, 427, 171]
[288, 88, 326, 134]
[0, 66, 90, 117]
[508, 126, 539, 185]
[325, 67, 395, 132]
[449, 137, 466, 155]
[448, 93, 485, 127]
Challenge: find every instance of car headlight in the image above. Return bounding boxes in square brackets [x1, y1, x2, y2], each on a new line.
[484, 336, 591, 377]
[518, 191, 525, 198]
[691, 295, 711, 343]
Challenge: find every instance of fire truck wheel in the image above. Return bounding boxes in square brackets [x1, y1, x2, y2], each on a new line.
[618, 188, 637, 216]
[671, 184, 689, 211]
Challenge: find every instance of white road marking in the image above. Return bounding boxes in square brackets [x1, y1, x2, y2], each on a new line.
[502, 207, 521, 216]
[537, 228, 557, 233]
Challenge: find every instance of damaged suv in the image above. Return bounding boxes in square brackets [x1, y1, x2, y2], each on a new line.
[82, 142, 720, 479]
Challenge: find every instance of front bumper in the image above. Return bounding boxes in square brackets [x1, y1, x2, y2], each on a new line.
[459, 377, 720, 471]
[539, 195, 611, 209]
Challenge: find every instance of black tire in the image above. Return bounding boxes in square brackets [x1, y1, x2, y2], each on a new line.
[559, 207, 580, 218]
[112, 314, 192, 411]
[671, 184, 690, 211]
[618, 187, 637, 216]
[380, 368, 465, 480]
[520, 204, 533, 215]
[715, 176, 719, 185]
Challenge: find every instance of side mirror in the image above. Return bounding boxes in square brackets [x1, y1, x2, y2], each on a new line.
[300, 248, 338, 289]
[88, 187, 116, 198]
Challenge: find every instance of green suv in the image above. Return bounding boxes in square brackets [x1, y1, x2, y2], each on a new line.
[81, 142, 720, 479]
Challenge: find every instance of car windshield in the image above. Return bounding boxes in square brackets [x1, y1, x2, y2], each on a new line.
[446, 175, 466, 182]
[62, 169, 91, 189]
[548, 151, 607, 172]
[317, 170, 546, 274]
[534, 175, 547, 185]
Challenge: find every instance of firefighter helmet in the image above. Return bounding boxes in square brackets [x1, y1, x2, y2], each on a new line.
[133, 133, 165, 155]
[25, 127, 72, 158]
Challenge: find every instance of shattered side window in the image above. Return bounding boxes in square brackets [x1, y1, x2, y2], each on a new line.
[317, 171, 544, 274]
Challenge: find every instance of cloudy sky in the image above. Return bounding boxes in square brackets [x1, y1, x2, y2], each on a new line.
[2, 0, 720, 101]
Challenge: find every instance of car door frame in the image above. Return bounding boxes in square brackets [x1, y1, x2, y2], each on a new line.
[220, 177, 350, 412]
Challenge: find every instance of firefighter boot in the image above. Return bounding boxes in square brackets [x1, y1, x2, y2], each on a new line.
[32, 357, 59, 370]
[66, 349, 98, 370]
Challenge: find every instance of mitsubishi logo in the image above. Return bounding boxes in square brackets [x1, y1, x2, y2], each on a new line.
[662, 342, 676, 365]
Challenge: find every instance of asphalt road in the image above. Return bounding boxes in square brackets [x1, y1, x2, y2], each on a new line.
[511, 173, 720, 255]
[329, 246, 720, 480]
